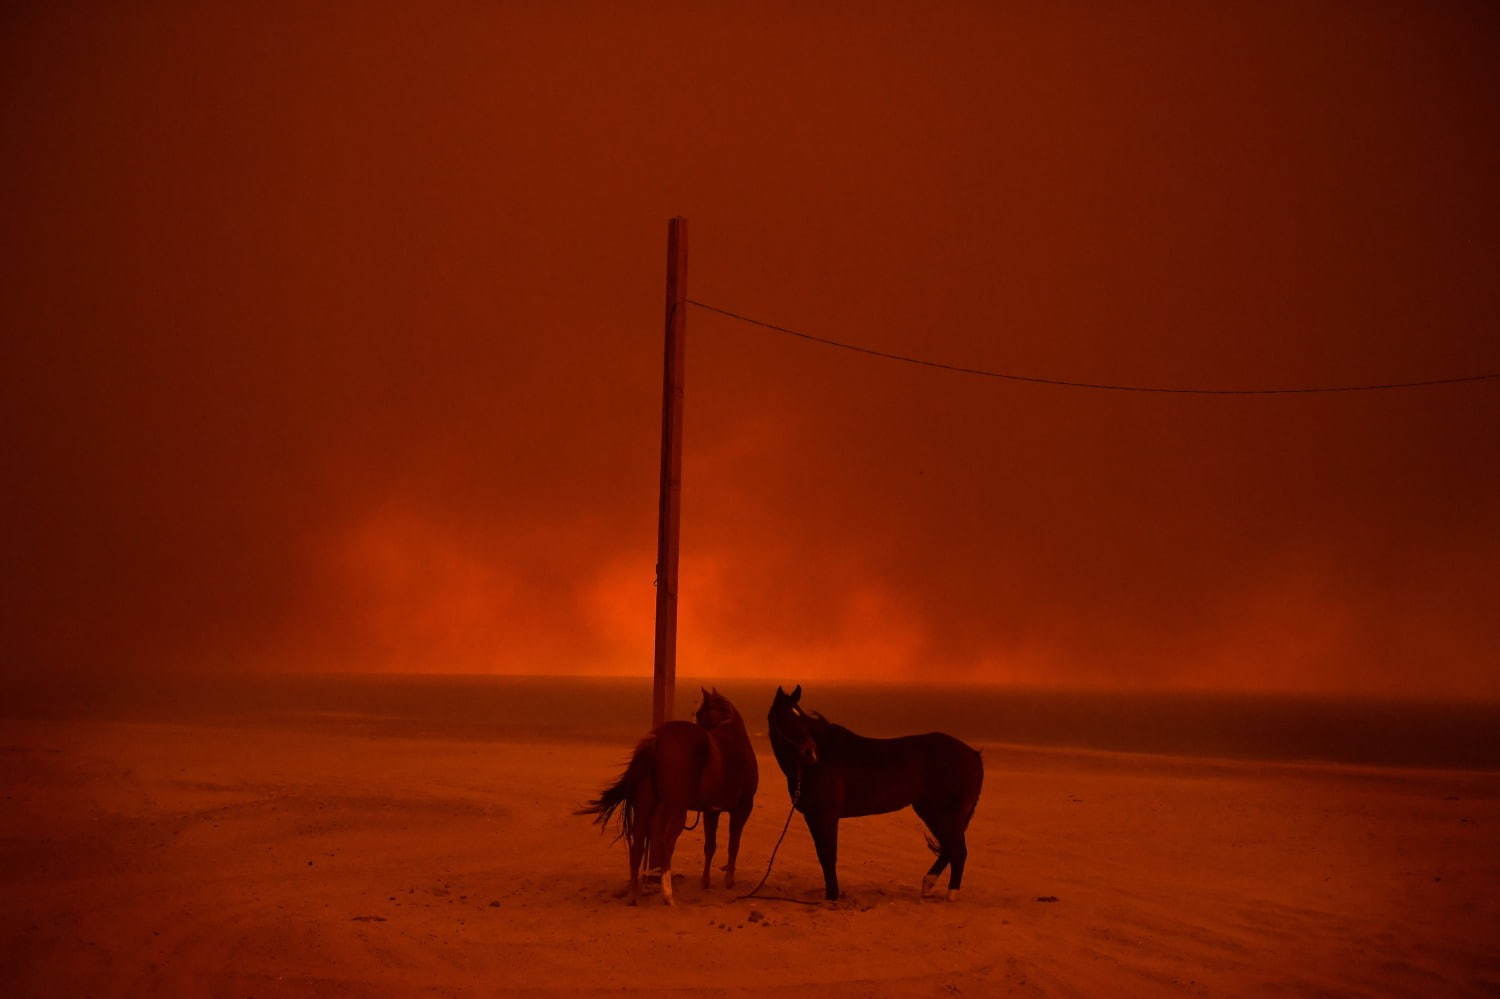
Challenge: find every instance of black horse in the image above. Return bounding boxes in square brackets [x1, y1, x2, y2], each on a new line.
[768, 684, 983, 901]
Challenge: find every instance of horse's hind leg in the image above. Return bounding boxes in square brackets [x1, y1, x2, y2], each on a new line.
[627, 822, 646, 904]
[914, 802, 957, 900]
[700, 811, 719, 889]
[945, 827, 969, 899]
[922, 848, 950, 898]
[626, 783, 657, 904]
[944, 774, 980, 900]
[926, 814, 968, 900]
[650, 803, 689, 906]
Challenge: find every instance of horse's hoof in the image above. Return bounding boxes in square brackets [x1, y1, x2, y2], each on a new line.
[945, 889, 961, 902]
[920, 875, 938, 897]
[723, 876, 735, 890]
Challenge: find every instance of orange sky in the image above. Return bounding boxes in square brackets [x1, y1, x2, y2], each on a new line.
[3, 1, 1498, 696]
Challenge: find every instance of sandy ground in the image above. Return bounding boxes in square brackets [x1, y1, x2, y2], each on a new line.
[2, 718, 1497, 997]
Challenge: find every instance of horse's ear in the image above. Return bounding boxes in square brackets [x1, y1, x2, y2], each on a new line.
[791, 684, 802, 703]
[776, 685, 786, 699]
[711, 686, 719, 696]
[701, 686, 709, 699]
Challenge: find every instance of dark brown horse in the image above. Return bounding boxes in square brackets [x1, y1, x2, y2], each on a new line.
[579, 688, 758, 905]
[768, 684, 983, 901]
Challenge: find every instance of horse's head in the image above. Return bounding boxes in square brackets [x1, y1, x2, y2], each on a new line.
[768, 684, 819, 767]
[694, 686, 736, 729]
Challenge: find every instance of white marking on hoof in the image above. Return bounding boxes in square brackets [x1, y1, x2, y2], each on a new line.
[660, 868, 675, 906]
[945, 888, 961, 902]
[921, 874, 938, 897]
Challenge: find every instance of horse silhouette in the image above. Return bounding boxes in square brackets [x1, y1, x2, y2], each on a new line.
[768, 684, 983, 901]
[579, 688, 758, 905]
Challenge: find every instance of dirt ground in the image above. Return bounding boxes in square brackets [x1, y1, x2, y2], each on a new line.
[2, 718, 1497, 996]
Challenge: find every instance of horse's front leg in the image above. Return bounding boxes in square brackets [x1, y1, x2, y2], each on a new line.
[700, 810, 720, 889]
[805, 809, 840, 901]
[724, 801, 753, 889]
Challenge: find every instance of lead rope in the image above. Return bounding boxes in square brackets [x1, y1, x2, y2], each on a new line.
[734, 769, 821, 905]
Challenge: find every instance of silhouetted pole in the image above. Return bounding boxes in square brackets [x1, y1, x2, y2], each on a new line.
[653, 217, 687, 729]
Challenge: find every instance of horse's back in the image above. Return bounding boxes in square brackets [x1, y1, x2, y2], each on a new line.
[649, 720, 757, 811]
[914, 731, 983, 802]
[815, 727, 980, 817]
[912, 731, 981, 766]
[652, 721, 708, 763]
[854, 729, 978, 771]
[862, 732, 978, 824]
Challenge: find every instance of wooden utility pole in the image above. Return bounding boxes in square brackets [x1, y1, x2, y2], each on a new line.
[653, 217, 687, 729]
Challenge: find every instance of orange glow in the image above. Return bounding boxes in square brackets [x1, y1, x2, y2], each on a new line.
[2, 1, 1498, 698]
[4, 7, 1500, 995]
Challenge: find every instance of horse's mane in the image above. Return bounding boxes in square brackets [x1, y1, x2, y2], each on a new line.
[802, 709, 858, 748]
[699, 691, 742, 729]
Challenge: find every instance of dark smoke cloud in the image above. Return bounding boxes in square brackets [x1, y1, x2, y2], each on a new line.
[4, 1, 1498, 695]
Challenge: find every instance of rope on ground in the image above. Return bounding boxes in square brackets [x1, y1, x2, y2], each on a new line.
[734, 772, 822, 905]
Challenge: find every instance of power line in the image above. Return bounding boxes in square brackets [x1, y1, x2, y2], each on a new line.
[687, 300, 1500, 395]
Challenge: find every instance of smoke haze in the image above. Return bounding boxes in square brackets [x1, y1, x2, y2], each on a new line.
[4, 1, 1498, 695]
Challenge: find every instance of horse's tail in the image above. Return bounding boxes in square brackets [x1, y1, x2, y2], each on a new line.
[576, 734, 656, 845]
